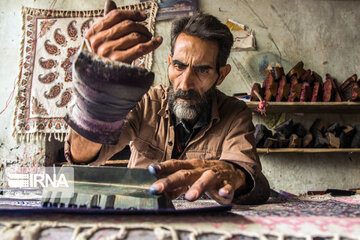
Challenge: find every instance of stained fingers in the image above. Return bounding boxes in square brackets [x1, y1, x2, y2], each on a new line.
[150, 168, 219, 202]
[97, 32, 149, 58]
[148, 159, 247, 204]
[89, 20, 152, 53]
[148, 159, 208, 178]
[108, 36, 162, 63]
[218, 183, 235, 200]
[185, 170, 218, 201]
[85, 10, 146, 39]
[150, 168, 203, 195]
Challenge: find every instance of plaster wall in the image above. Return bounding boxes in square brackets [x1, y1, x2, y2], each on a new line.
[0, 0, 359, 194]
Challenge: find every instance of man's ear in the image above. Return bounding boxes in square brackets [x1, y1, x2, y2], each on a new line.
[168, 54, 172, 64]
[216, 64, 231, 86]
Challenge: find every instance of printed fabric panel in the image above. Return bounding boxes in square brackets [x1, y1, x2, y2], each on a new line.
[13, 2, 158, 142]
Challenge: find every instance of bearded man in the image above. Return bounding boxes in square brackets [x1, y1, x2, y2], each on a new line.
[64, 2, 270, 205]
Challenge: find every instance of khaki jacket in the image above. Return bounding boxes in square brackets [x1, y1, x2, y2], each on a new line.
[65, 85, 270, 204]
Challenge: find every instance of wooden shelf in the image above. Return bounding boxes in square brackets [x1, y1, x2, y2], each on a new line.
[257, 148, 360, 153]
[246, 101, 360, 113]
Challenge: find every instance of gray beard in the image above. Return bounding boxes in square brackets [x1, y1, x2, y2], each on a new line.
[168, 83, 215, 121]
[172, 100, 199, 120]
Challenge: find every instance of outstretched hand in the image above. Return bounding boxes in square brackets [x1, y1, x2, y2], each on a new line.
[84, 0, 162, 63]
[148, 159, 247, 204]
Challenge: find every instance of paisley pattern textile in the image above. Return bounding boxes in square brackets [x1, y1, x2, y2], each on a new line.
[13, 3, 158, 142]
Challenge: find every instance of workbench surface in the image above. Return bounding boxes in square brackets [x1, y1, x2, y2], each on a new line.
[0, 195, 359, 240]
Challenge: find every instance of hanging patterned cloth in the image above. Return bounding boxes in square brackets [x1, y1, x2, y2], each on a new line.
[13, 2, 158, 143]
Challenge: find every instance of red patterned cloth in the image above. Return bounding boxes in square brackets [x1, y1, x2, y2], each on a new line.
[13, 3, 158, 142]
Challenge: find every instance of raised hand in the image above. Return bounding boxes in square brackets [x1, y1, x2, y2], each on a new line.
[148, 159, 247, 204]
[66, 1, 158, 148]
[84, 1, 162, 63]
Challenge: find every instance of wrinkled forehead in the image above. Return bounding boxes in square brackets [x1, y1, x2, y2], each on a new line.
[172, 33, 218, 66]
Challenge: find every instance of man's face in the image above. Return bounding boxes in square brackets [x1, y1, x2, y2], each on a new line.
[168, 33, 220, 121]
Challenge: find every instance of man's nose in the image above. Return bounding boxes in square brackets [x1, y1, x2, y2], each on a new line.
[179, 67, 196, 91]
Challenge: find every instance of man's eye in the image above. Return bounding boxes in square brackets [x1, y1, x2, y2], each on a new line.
[174, 64, 186, 70]
[198, 68, 209, 74]
[196, 68, 210, 75]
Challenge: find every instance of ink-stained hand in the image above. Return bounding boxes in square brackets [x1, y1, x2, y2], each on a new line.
[148, 159, 247, 204]
[84, 2, 162, 63]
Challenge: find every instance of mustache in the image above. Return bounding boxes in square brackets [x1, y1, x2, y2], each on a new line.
[174, 89, 201, 101]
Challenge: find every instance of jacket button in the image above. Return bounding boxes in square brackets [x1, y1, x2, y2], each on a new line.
[168, 141, 173, 146]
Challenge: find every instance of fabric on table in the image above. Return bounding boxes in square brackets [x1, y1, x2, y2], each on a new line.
[0, 195, 360, 239]
[13, 2, 158, 143]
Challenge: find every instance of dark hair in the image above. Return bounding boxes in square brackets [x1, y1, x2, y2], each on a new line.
[170, 12, 233, 71]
